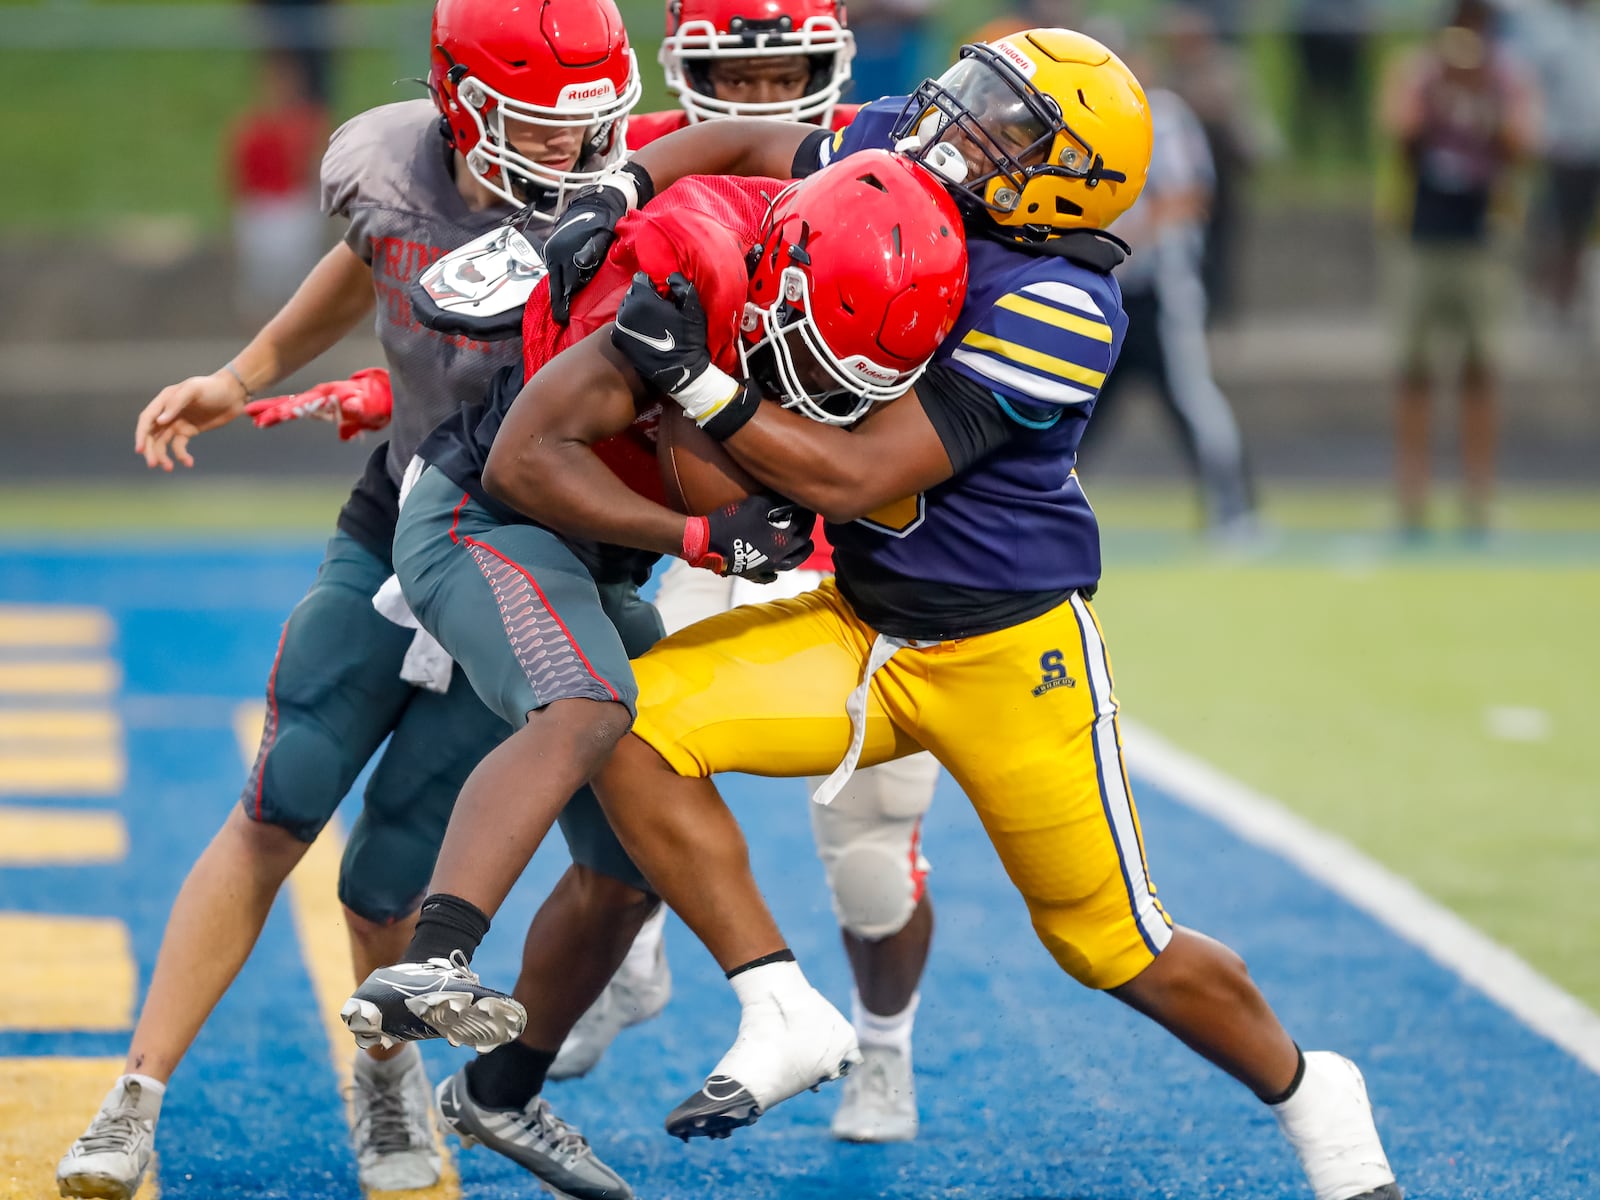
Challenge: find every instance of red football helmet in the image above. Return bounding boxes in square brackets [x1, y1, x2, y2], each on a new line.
[429, 0, 642, 210]
[741, 149, 969, 425]
[661, 0, 853, 125]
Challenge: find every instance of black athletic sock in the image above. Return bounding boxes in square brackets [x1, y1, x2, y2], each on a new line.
[1261, 1045, 1307, 1106]
[404, 893, 491, 965]
[725, 948, 796, 979]
[464, 1041, 558, 1110]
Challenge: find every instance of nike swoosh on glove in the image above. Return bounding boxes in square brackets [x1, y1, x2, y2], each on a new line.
[545, 161, 655, 323]
[245, 368, 393, 441]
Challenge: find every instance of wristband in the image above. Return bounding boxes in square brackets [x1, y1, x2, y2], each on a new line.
[681, 515, 711, 567]
[611, 161, 657, 212]
[221, 360, 255, 400]
[699, 380, 761, 442]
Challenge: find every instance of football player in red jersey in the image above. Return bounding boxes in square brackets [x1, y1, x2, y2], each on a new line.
[56, 2, 643, 1197]
[545, 0, 943, 1148]
[336, 151, 968, 1191]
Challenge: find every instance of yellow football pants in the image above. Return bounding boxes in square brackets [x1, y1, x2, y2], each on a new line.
[630, 579, 1173, 989]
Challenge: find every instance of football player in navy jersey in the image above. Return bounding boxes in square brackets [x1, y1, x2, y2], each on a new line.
[535, 29, 1403, 1200]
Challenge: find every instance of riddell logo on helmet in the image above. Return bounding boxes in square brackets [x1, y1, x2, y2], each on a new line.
[995, 41, 1038, 78]
[845, 357, 901, 386]
[557, 80, 617, 106]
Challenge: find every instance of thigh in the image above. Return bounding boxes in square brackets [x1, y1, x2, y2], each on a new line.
[892, 593, 1172, 989]
[243, 532, 415, 841]
[631, 579, 919, 779]
[396, 473, 635, 727]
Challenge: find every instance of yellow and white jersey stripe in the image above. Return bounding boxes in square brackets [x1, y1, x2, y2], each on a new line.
[948, 278, 1118, 409]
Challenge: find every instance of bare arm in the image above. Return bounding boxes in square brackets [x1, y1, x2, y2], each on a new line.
[482, 329, 690, 556]
[135, 242, 376, 469]
[629, 119, 817, 194]
[719, 393, 956, 525]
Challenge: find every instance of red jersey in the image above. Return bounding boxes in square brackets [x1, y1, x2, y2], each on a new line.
[518, 175, 777, 503]
[230, 102, 328, 199]
[625, 105, 860, 151]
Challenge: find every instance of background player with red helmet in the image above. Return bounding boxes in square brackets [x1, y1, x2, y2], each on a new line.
[55, 2, 642, 1197]
[332, 152, 967, 1189]
[540, 29, 1403, 1200]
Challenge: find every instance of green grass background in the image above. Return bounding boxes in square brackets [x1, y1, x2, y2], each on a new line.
[4, 480, 1595, 1009]
[0, 0, 1436, 230]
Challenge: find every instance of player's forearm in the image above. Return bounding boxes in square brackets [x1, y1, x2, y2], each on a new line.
[721, 407, 885, 524]
[483, 439, 688, 557]
[228, 243, 376, 394]
[628, 120, 814, 196]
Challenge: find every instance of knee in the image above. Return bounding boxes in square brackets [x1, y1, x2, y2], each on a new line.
[338, 824, 433, 924]
[568, 864, 657, 919]
[817, 831, 926, 940]
[226, 802, 315, 867]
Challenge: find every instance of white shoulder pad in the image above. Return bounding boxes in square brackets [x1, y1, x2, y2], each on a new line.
[410, 224, 548, 340]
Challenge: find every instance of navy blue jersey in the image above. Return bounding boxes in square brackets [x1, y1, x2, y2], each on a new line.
[811, 101, 1128, 638]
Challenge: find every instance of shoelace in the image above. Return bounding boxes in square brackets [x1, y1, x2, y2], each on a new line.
[76, 1111, 147, 1156]
[353, 1068, 427, 1157]
[520, 1097, 591, 1159]
[423, 949, 481, 985]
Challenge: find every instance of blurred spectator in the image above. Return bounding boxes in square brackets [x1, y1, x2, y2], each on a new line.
[1381, 0, 1537, 536]
[227, 51, 330, 323]
[1158, 3, 1279, 321]
[251, 0, 333, 107]
[844, 0, 937, 100]
[1508, 0, 1600, 328]
[1084, 44, 1258, 539]
[1291, 0, 1373, 163]
[967, 0, 1083, 48]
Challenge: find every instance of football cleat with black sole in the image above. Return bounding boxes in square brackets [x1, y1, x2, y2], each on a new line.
[341, 951, 526, 1052]
[664, 983, 859, 1141]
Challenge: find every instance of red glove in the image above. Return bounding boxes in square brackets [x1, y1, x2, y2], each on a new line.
[244, 368, 393, 441]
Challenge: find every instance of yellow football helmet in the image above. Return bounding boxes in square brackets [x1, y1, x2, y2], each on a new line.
[893, 28, 1153, 235]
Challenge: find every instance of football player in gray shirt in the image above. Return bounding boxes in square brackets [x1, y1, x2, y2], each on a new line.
[56, 2, 643, 1197]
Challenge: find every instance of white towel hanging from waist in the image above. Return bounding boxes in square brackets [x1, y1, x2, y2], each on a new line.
[810, 632, 910, 807]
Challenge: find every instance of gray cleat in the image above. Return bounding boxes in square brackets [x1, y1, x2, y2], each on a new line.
[435, 1066, 633, 1200]
[351, 1045, 442, 1190]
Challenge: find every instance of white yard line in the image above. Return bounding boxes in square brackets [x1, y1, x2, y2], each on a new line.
[1122, 720, 1600, 1076]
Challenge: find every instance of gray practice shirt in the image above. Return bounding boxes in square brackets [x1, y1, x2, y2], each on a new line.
[321, 100, 525, 486]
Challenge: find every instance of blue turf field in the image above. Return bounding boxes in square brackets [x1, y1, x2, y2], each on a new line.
[2, 543, 1596, 1199]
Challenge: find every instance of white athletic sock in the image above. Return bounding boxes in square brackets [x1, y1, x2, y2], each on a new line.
[852, 989, 918, 1057]
[358, 1042, 419, 1080]
[622, 905, 667, 976]
[116, 1074, 167, 1117]
[729, 959, 812, 1010]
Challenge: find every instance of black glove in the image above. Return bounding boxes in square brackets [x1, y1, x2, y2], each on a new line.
[683, 493, 817, 582]
[613, 272, 763, 440]
[545, 161, 654, 323]
[612, 272, 713, 393]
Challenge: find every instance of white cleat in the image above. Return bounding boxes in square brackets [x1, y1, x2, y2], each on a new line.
[351, 1045, 443, 1191]
[830, 1044, 918, 1143]
[665, 975, 860, 1140]
[1271, 1051, 1402, 1200]
[56, 1077, 160, 1200]
[551, 909, 672, 1080]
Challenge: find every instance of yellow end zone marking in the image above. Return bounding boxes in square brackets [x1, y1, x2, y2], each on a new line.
[0, 606, 112, 649]
[233, 702, 462, 1199]
[0, 660, 121, 696]
[0, 1058, 158, 1200]
[0, 752, 124, 797]
[0, 709, 120, 741]
[0, 915, 133, 1030]
[0, 807, 126, 864]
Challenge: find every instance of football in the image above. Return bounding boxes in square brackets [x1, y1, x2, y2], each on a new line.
[657, 405, 758, 515]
